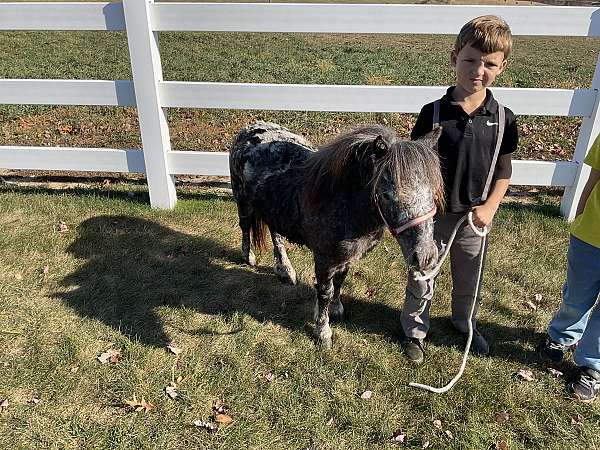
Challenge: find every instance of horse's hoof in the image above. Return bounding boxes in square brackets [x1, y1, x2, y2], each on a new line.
[314, 327, 333, 349]
[274, 263, 297, 285]
[246, 251, 256, 267]
[328, 301, 344, 322]
[320, 338, 332, 349]
[318, 335, 333, 349]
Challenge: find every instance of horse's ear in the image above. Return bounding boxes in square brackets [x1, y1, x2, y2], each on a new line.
[368, 135, 388, 159]
[415, 126, 442, 148]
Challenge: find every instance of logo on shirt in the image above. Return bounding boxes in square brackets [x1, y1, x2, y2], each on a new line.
[486, 120, 499, 126]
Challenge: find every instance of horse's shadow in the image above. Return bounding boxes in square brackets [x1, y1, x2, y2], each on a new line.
[55, 214, 542, 367]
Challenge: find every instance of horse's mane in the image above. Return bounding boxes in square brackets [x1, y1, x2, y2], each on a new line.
[301, 124, 444, 212]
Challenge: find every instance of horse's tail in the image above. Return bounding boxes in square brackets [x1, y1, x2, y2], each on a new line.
[250, 213, 268, 251]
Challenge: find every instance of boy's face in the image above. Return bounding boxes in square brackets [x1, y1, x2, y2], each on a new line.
[451, 43, 507, 95]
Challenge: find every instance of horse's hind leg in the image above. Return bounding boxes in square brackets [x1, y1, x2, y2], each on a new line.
[329, 266, 348, 321]
[271, 229, 297, 285]
[236, 202, 256, 266]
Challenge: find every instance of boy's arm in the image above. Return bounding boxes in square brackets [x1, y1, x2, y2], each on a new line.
[575, 167, 600, 218]
[471, 154, 512, 228]
[471, 178, 510, 228]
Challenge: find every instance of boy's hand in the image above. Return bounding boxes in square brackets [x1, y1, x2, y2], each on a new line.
[471, 204, 497, 228]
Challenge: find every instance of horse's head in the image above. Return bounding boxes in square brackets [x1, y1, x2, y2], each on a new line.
[369, 127, 444, 273]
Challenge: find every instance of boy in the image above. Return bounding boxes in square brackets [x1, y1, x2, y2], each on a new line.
[538, 135, 600, 402]
[402, 15, 518, 363]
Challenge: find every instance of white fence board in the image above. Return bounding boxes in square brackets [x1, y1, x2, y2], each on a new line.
[153, 3, 600, 36]
[165, 151, 579, 187]
[160, 82, 595, 117]
[0, 146, 145, 173]
[0, 80, 136, 106]
[0, 2, 125, 31]
[168, 151, 230, 176]
[511, 160, 578, 186]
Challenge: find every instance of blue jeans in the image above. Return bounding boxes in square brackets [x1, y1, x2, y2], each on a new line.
[548, 235, 600, 372]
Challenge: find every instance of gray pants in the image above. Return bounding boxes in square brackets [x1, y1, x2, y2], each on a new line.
[401, 212, 490, 340]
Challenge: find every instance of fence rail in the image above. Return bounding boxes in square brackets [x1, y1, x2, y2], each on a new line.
[0, 1, 599, 216]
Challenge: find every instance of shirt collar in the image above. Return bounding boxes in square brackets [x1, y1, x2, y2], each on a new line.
[442, 86, 498, 116]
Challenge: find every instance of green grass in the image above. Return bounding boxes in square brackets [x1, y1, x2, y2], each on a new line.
[0, 184, 599, 449]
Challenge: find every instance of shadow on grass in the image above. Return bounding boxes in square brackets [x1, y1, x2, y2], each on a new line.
[55, 215, 313, 347]
[0, 184, 151, 205]
[54, 214, 544, 366]
[426, 317, 546, 366]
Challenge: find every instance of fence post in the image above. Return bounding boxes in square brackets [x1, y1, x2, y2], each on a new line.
[122, 0, 176, 209]
[560, 54, 600, 221]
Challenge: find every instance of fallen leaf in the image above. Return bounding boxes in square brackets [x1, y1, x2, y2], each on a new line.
[495, 410, 510, 424]
[42, 265, 49, 275]
[97, 348, 121, 364]
[445, 430, 454, 439]
[495, 440, 509, 450]
[391, 429, 406, 444]
[433, 419, 442, 429]
[534, 293, 543, 302]
[58, 124, 73, 135]
[166, 344, 183, 355]
[422, 439, 430, 449]
[571, 414, 584, 426]
[547, 368, 563, 378]
[522, 300, 537, 311]
[215, 413, 234, 425]
[56, 221, 69, 233]
[360, 390, 373, 400]
[326, 417, 334, 427]
[516, 369, 536, 382]
[193, 419, 218, 433]
[264, 372, 275, 383]
[124, 394, 155, 413]
[29, 397, 41, 405]
[165, 384, 178, 400]
[0, 399, 8, 412]
[70, 366, 79, 373]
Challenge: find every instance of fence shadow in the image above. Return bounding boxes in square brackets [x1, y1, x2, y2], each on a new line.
[55, 215, 544, 367]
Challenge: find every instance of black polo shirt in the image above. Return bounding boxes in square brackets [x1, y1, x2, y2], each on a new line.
[411, 87, 518, 213]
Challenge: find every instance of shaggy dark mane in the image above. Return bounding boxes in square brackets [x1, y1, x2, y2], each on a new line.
[302, 124, 444, 212]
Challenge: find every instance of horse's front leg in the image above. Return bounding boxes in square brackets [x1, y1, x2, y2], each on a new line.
[270, 229, 297, 285]
[312, 258, 336, 348]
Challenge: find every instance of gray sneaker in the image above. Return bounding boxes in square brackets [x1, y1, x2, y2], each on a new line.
[402, 337, 425, 364]
[462, 330, 489, 356]
[569, 367, 600, 402]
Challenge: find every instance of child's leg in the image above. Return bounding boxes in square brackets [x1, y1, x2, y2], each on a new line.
[448, 218, 490, 334]
[401, 213, 454, 339]
[549, 236, 600, 361]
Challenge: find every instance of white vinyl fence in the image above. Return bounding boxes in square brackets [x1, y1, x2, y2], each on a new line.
[0, 2, 599, 218]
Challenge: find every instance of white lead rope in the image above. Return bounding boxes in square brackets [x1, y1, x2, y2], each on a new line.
[408, 211, 489, 394]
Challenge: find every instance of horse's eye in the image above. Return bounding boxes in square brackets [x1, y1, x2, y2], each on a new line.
[378, 190, 397, 201]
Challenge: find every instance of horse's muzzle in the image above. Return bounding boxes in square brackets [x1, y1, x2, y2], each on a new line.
[407, 241, 439, 273]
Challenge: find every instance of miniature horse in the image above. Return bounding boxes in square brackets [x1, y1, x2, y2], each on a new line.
[230, 122, 444, 348]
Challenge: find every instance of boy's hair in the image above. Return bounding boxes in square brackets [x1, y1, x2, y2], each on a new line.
[455, 15, 512, 59]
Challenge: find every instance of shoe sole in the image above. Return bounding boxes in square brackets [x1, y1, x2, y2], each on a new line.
[572, 393, 596, 403]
